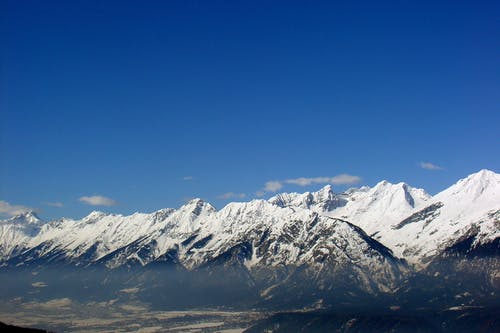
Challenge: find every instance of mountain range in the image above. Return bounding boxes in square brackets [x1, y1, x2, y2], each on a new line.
[1, 169, 499, 309]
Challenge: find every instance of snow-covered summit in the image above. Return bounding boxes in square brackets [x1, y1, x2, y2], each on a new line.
[0, 169, 498, 271]
[390, 169, 500, 263]
[268, 185, 347, 212]
[0, 211, 43, 258]
[268, 180, 431, 237]
[82, 210, 110, 222]
[370, 180, 426, 208]
[436, 169, 499, 203]
[180, 198, 217, 217]
[266, 170, 499, 265]
[2, 211, 43, 226]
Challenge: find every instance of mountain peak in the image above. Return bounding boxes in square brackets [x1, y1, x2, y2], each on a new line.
[466, 169, 499, 182]
[371, 181, 425, 197]
[454, 169, 499, 191]
[83, 210, 109, 221]
[185, 198, 205, 205]
[314, 184, 335, 199]
[372, 180, 395, 191]
[438, 169, 500, 202]
[319, 184, 334, 192]
[5, 210, 42, 225]
[20, 210, 39, 218]
[181, 198, 216, 216]
[268, 185, 346, 211]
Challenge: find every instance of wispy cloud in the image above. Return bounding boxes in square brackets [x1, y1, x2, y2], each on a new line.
[420, 162, 444, 171]
[217, 192, 246, 200]
[47, 202, 64, 207]
[285, 174, 362, 186]
[23, 298, 72, 311]
[0, 200, 33, 217]
[257, 174, 362, 196]
[79, 195, 116, 206]
[264, 181, 283, 192]
[183, 176, 194, 181]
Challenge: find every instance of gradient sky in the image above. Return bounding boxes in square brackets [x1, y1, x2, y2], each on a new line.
[1, 0, 499, 220]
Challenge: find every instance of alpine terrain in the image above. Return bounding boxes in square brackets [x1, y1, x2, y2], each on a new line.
[0, 170, 499, 331]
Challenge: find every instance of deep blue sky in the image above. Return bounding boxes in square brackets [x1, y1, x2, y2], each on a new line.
[1, 0, 499, 219]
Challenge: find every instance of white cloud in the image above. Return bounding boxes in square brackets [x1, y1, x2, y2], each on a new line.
[217, 192, 246, 200]
[0, 200, 33, 217]
[264, 181, 283, 192]
[284, 177, 321, 186]
[79, 195, 116, 206]
[420, 162, 444, 171]
[183, 176, 194, 181]
[327, 174, 363, 185]
[258, 174, 362, 195]
[255, 190, 266, 197]
[284, 174, 361, 186]
[47, 202, 64, 207]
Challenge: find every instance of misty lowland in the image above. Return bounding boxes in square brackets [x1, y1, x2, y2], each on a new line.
[1, 170, 499, 332]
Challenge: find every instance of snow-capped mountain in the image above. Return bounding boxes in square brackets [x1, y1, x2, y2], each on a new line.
[0, 169, 498, 300]
[390, 169, 500, 263]
[4, 199, 216, 266]
[1, 199, 405, 294]
[0, 211, 42, 258]
[269, 181, 431, 237]
[269, 169, 500, 265]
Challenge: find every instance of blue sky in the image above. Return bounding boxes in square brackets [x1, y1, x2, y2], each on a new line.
[1, 0, 499, 219]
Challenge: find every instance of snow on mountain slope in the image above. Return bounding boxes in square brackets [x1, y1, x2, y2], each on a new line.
[183, 200, 399, 269]
[327, 181, 430, 235]
[99, 199, 407, 293]
[9, 199, 216, 265]
[269, 185, 349, 212]
[0, 211, 42, 258]
[390, 169, 500, 263]
[97, 199, 402, 267]
[1, 199, 405, 292]
[267, 170, 499, 265]
[1, 170, 498, 272]
[269, 181, 431, 239]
